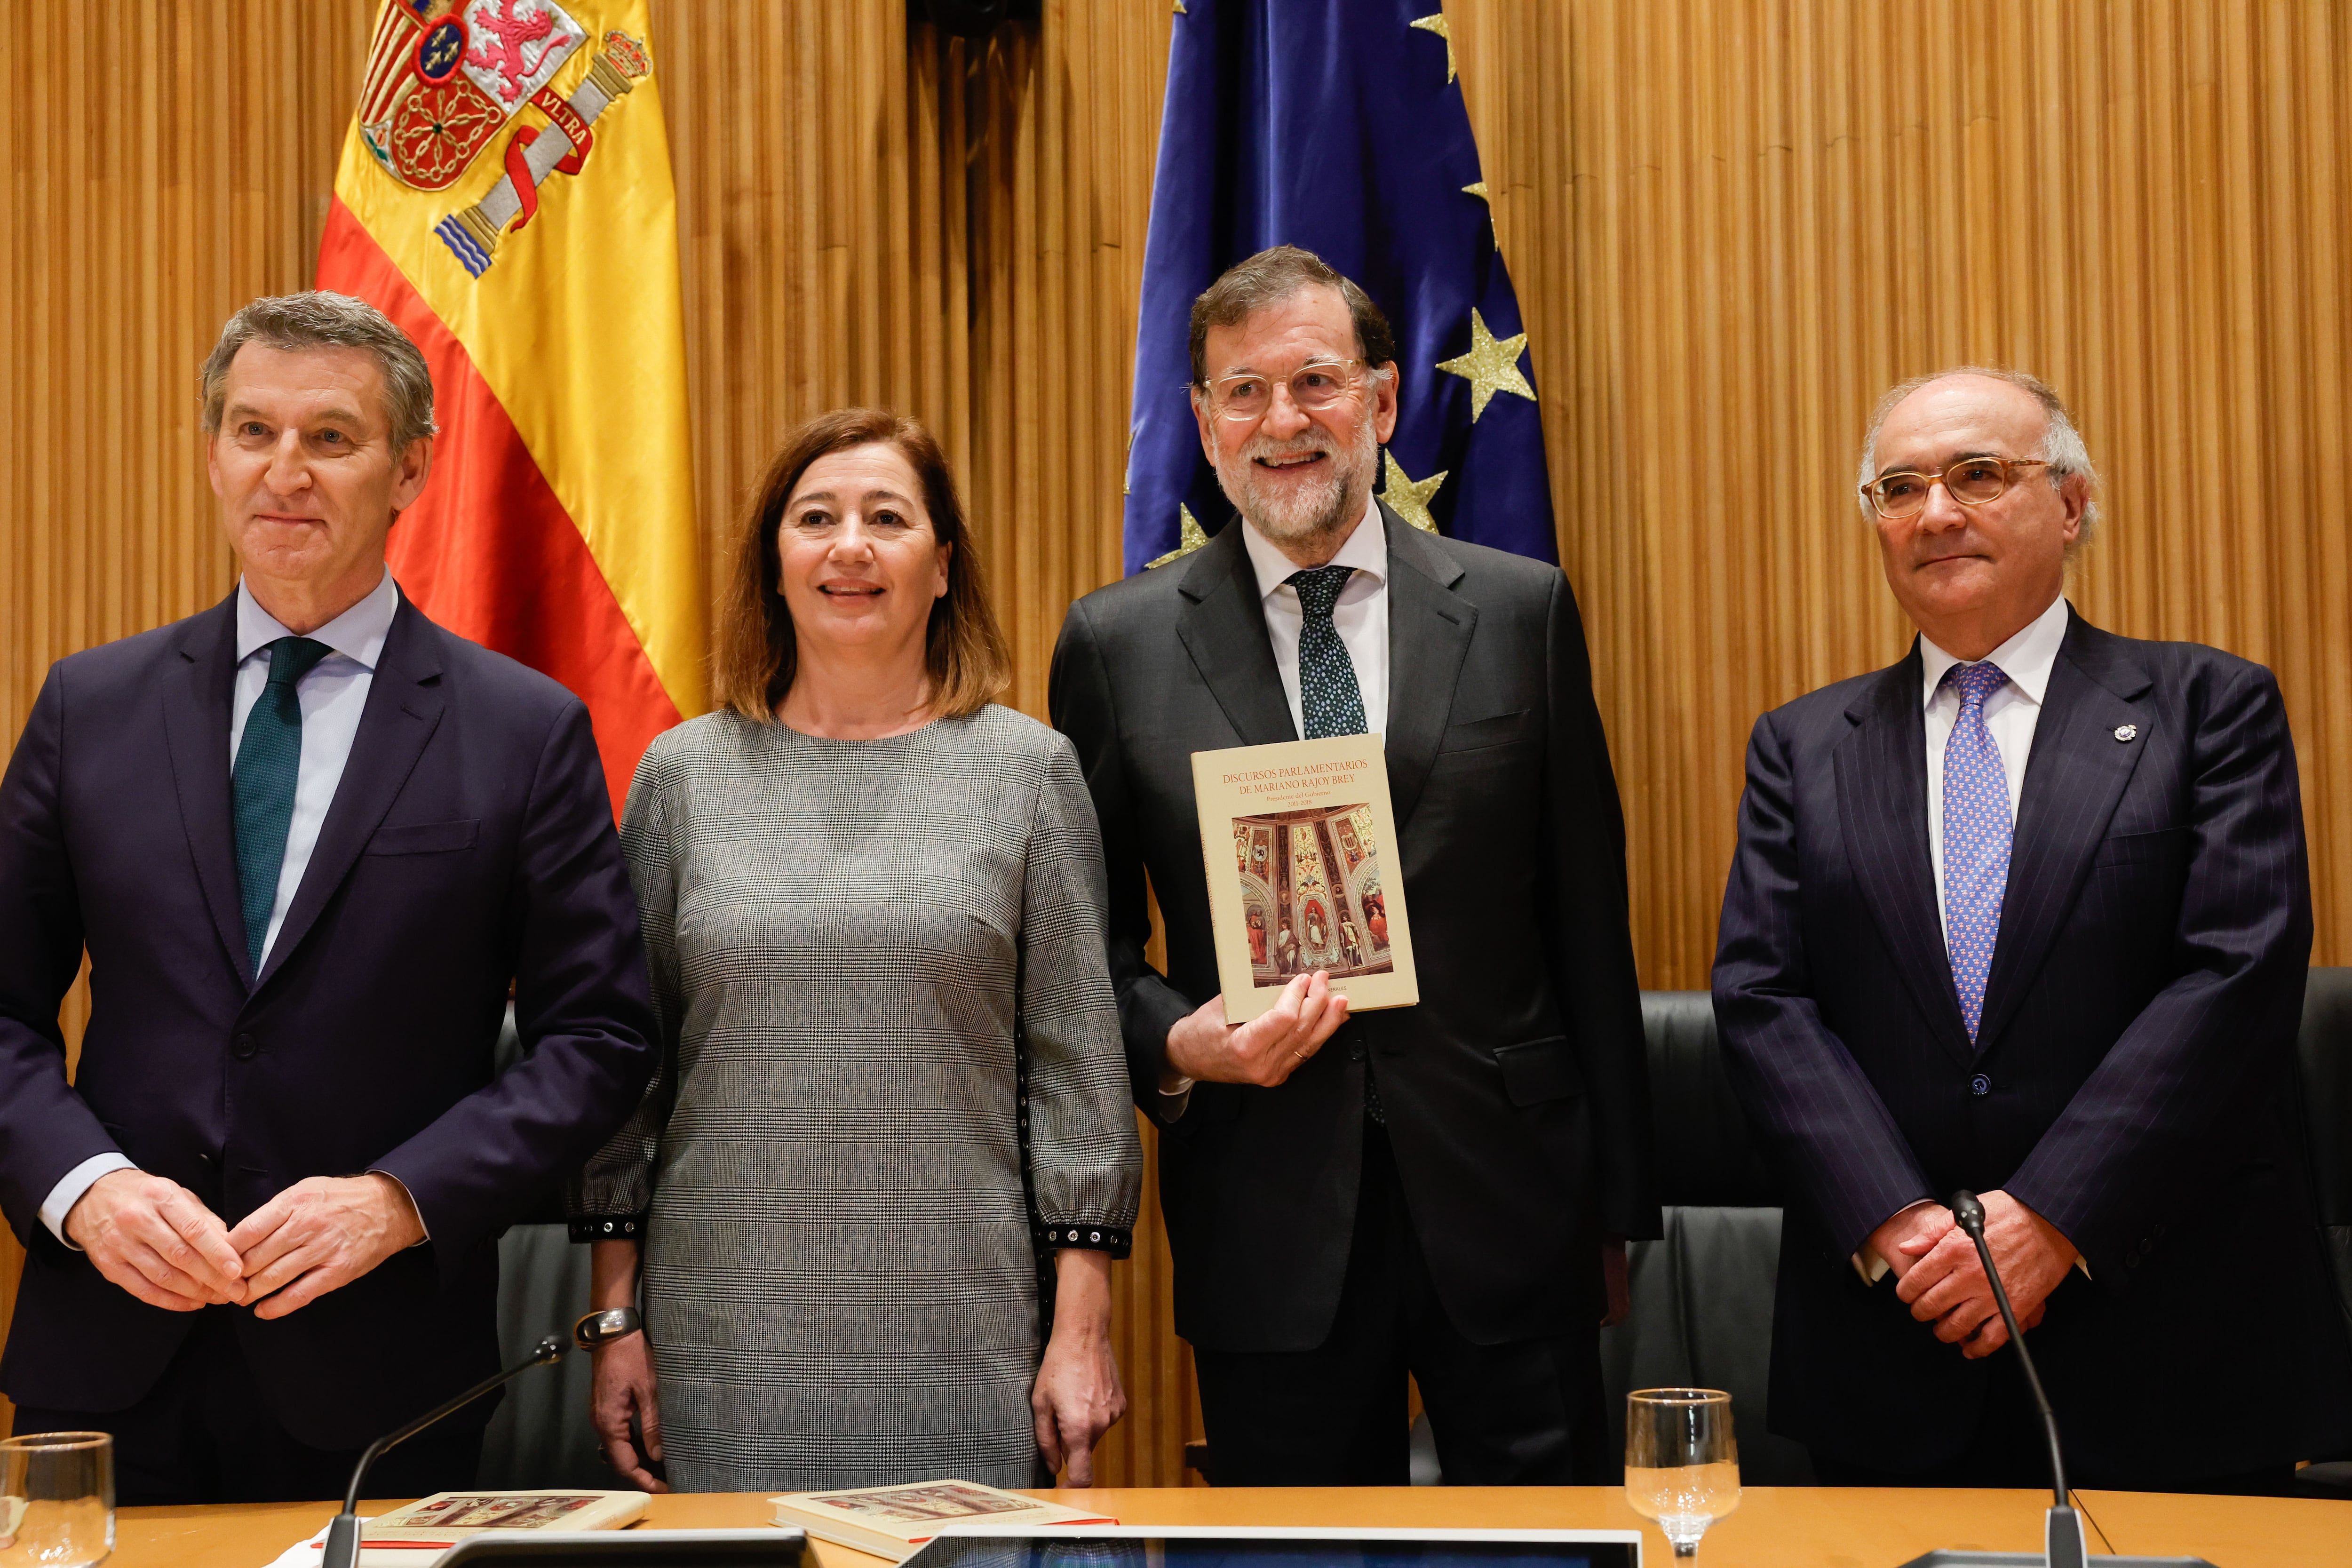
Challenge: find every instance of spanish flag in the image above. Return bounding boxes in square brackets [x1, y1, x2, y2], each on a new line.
[317, 0, 702, 812]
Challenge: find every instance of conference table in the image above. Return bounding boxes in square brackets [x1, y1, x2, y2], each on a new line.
[111, 1483, 2352, 1567]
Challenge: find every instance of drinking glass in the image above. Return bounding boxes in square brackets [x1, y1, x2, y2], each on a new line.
[0, 1431, 113, 1568]
[1624, 1388, 1739, 1561]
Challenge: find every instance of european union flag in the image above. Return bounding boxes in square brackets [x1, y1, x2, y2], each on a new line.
[1122, 0, 1556, 573]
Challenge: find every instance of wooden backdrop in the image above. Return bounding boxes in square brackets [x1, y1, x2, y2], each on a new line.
[4, 0, 2347, 1485]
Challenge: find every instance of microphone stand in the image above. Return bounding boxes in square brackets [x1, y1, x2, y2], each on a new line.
[1952, 1191, 2087, 1568]
[1899, 1194, 2211, 1568]
[321, 1334, 567, 1568]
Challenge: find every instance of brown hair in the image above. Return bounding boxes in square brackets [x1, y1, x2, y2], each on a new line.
[1188, 244, 1398, 386]
[714, 409, 1009, 723]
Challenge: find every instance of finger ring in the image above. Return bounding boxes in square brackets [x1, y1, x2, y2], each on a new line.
[1294, 1048, 1309, 1060]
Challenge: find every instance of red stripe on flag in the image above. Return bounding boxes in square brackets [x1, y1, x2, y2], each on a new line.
[315, 198, 681, 817]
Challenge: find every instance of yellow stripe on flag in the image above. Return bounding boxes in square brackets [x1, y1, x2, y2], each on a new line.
[331, 0, 705, 720]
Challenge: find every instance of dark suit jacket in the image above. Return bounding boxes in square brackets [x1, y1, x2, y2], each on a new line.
[1714, 606, 2352, 1478]
[0, 589, 658, 1449]
[1049, 506, 1660, 1353]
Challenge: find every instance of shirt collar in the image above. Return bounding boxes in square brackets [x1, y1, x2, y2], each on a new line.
[1919, 593, 2071, 709]
[236, 567, 399, 671]
[1242, 498, 1388, 602]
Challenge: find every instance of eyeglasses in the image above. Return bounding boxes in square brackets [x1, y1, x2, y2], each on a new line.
[1199, 358, 1368, 423]
[1861, 455, 2053, 519]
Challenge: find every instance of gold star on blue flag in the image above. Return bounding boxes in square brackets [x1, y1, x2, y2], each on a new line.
[1122, 0, 1557, 570]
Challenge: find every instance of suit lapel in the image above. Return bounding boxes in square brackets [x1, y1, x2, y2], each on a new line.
[159, 597, 254, 986]
[1175, 520, 1298, 748]
[1972, 613, 2152, 1054]
[1835, 645, 1975, 1067]
[254, 597, 447, 990]
[1381, 506, 1475, 830]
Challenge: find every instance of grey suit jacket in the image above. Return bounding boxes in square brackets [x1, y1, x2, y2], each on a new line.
[1050, 505, 1660, 1353]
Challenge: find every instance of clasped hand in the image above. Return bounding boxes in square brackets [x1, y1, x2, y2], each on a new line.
[1870, 1190, 2077, 1358]
[64, 1168, 424, 1319]
[1163, 970, 1351, 1090]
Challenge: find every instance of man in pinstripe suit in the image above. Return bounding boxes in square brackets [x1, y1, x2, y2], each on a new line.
[1715, 368, 2352, 1490]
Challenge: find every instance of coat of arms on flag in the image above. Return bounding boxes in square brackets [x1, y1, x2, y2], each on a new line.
[355, 1, 653, 278]
[319, 0, 703, 814]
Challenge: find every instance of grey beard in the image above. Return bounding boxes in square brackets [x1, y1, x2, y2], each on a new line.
[1214, 427, 1379, 550]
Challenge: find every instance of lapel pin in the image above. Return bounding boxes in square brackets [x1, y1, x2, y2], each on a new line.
[2114, 724, 2139, 743]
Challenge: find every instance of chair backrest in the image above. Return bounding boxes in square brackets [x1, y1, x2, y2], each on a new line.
[1598, 992, 1812, 1483]
[1638, 989, 1780, 1208]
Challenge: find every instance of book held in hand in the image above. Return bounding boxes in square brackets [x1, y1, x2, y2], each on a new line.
[767, 1480, 1116, 1561]
[359, 1489, 648, 1540]
[1192, 734, 1419, 1023]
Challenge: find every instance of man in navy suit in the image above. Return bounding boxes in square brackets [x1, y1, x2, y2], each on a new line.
[1714, 367, 2352, 1489]
[0, 293, 658, 1503]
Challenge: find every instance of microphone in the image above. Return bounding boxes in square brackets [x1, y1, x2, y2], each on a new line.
[321, 1333, 568, 1568]
[1901, 1195, 2211, 1568]
[1950, 1190, 2085, 1568]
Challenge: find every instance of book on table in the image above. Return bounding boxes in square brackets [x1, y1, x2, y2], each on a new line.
[1192, 734, 1419, 1024]
[767, 1481, 1116, 1561]
[358, 1489, 649, 1540]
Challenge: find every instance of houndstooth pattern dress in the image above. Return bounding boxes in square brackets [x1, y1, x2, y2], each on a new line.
[567, 706, 1141, 1492]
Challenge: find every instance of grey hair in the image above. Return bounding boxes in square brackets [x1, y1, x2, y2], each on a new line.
[200, 291, 438, 452]
[1857, 366, 2100, 548]
[1189, 244, 1400, 387]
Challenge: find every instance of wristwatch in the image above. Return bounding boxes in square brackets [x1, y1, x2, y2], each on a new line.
[572, 1306, 643, 1348]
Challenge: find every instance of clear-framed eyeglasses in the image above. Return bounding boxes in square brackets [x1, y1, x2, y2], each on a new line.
[1861, 454, 2054, 519]
[1200, 358, 1369, 423]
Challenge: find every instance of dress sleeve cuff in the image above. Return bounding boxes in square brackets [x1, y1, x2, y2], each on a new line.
[1036, 1222, 1133, 1259]
[568, 1214, 649, 1243]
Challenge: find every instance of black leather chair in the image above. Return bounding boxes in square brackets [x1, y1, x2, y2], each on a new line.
[1597, 992, 1813, 1483]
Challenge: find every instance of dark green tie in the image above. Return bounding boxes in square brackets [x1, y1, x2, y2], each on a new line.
[1287, 565, 1368, 738]
[234, 636, 332, 972]
[1284, 565, 1383, 1122]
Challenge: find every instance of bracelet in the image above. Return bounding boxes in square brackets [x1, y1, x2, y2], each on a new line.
[573, 1306, 643, 1348]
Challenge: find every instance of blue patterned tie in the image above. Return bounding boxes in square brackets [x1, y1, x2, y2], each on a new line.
[1287, 565, 1367, 739]
[1941, 661, 2013, 1043]
[234, 636, 332, 972]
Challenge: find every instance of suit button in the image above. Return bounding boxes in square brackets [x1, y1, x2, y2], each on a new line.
[231, 1032, 258, 1061]
[1969, 1073, 1991, 1097]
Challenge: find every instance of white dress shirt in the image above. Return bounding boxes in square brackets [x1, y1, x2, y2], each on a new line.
[1240, 500, 1390, 738]
[1920, 592, 2071, 930]
[1857, 592, 2082, 1284]
[39, 569, 401, 1246]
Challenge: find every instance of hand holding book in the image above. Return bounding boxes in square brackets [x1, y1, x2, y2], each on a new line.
[1162, 970, 1352, 1090]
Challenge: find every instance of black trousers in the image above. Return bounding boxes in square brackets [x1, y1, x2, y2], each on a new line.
[1192, 1123, 1607, 1485]
[1808, 1344, 2296, 1496]
[11, 1306, 484, 1505]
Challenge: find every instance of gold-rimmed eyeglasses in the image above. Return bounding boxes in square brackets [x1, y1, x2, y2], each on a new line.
[1199, 358, 1369, 423]
[1862, 455, 2053, 519]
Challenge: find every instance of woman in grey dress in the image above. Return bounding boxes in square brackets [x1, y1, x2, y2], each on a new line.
[568, 409, 1142, 1493]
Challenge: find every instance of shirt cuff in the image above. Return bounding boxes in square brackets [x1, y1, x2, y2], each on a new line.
[1158, 1077, 1195, 1122]
[569, 1214, 648, 1243]
[40, 1154, 139, 1249]
[366, 1169, 432, 1246]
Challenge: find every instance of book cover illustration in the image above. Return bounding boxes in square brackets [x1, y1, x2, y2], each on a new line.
[1192, 734, 1418, 1023]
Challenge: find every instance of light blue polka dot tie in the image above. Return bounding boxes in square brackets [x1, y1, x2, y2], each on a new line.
[1287, 565, 1367, 739]
[1942, 661, 2013, 1043]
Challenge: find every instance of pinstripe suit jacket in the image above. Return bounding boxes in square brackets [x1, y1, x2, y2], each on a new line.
[1714, 607, 2352, 1477]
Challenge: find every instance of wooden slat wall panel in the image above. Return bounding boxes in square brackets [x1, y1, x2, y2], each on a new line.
[6, 0, 2347, 1485]
[1451, 0, 2352, 988]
